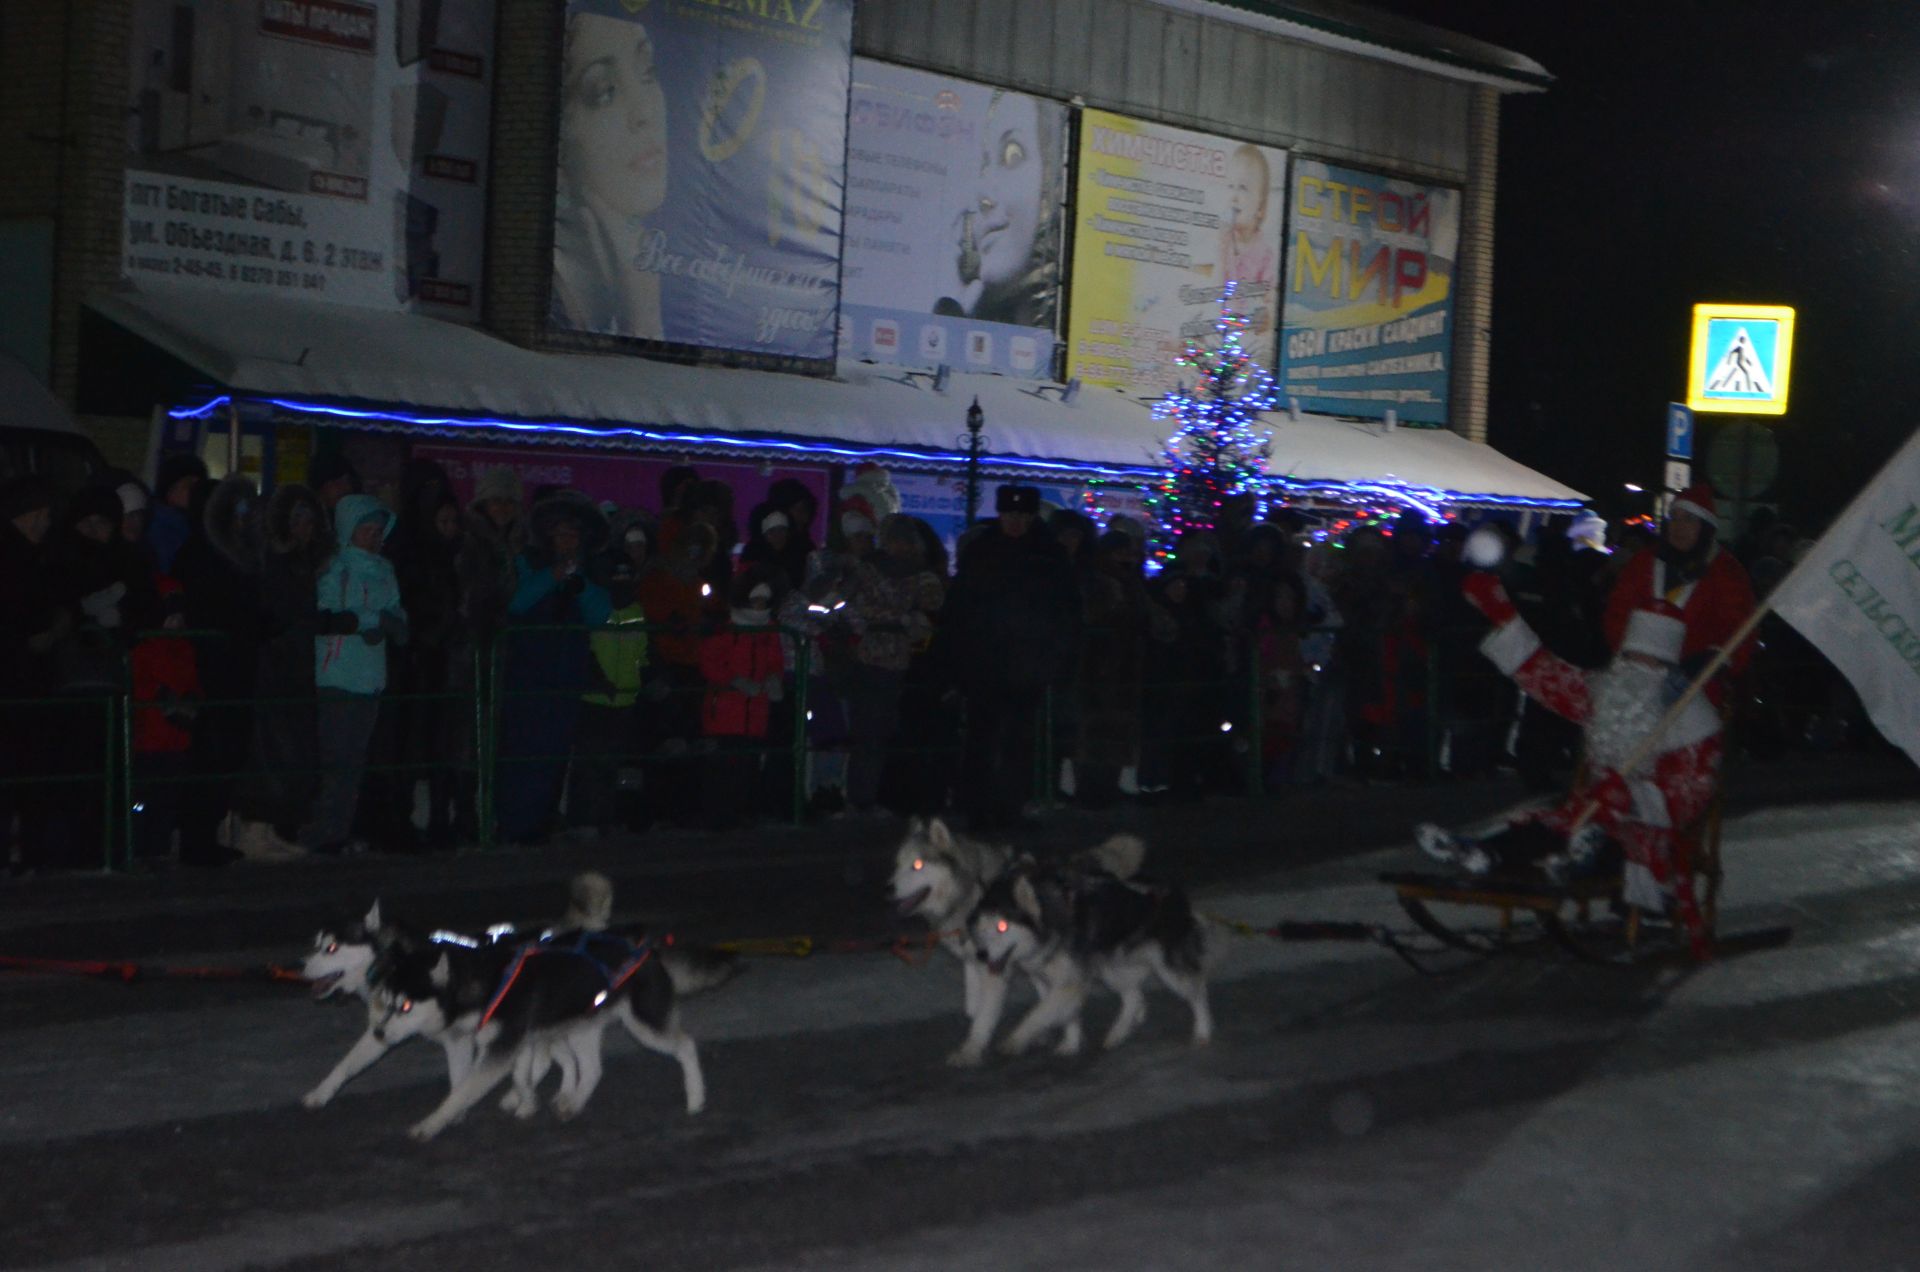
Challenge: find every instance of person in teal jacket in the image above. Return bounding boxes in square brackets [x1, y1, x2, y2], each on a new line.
[299, 494, 407, 853]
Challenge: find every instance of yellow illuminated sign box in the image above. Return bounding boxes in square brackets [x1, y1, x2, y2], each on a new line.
[1686, 303, 1795, 416]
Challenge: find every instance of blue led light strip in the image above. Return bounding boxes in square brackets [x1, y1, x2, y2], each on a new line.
[167, 394, 1586, 511]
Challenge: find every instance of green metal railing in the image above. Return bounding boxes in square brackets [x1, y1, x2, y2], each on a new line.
[13, 616, 1783, 872]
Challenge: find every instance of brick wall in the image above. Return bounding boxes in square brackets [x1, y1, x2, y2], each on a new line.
[0, 5, 70, 221]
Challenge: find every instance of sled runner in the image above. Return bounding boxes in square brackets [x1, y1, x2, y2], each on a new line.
[1380, 783, 1787, 966]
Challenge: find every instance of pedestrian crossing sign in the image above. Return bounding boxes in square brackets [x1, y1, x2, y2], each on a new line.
[1686, 303, 1795, 416]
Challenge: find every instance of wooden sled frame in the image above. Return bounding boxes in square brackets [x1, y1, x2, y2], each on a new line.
[1380, 788, 1733, 966]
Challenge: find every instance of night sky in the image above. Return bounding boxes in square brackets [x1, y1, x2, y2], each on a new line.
[1365, 0, 1920, 535]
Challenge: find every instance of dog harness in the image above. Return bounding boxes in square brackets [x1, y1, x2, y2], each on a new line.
[477, 931, 655, 1029]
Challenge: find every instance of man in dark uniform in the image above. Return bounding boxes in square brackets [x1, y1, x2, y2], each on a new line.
[945, 484, 1079, 830]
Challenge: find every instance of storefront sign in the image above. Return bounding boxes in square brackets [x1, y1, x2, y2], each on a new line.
[123, 0, 494, 318]
[1277, 161, 1458, 424]
[413, 443, 828, 538]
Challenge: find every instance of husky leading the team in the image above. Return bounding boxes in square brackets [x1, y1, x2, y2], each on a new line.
[299, 871, 736, 1140]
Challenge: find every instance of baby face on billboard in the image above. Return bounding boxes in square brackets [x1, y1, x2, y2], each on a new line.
[1226, 146, 1269, 240]
[560, 13, 670, 221]
[971, 90, 1045, 287]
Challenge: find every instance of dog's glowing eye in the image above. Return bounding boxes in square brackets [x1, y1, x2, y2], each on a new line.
[996, 920, 1009, 933]
[400, 1000, 412, 1013]
[912, 858, 924, 871]
[326, 942, 338, 954]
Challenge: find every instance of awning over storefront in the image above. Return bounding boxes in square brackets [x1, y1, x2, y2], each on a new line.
[88, 282, 1585, 508]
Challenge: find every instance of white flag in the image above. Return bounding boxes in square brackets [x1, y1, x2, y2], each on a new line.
[1770, 427, 1920, 766]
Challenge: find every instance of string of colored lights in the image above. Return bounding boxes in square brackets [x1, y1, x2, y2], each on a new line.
[164, 391, 1585, 513]
[1144, 286, 1278, 561]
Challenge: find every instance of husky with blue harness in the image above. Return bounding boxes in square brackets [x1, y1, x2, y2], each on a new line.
[299, 869, 617, 1110]
[317, 873, 738, 1139]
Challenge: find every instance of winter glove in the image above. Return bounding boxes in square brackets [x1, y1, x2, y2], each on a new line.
[1663, 648, 1721, 705]
[1461, 572, 1518, 626]
[642, 676, 672, 703]
[763, 675, 785, 703]
[318, 610, 360, 636]
[81, 582, 127, 630]
[158, 688, 200, 730]
[731, 676, 761, 696]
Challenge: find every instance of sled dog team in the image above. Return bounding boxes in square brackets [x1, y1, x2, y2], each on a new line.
[300, 821, 1217, 1139]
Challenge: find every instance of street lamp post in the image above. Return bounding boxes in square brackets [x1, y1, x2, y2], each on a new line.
[960, 396, 986, 526]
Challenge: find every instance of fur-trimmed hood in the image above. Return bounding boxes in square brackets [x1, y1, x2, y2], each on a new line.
[526, 488, 608, 564]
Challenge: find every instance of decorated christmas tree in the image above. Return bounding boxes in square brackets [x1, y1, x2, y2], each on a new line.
[1144, 285, 1277, 564]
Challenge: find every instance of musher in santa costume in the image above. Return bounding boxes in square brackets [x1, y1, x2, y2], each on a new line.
[1604, 483, 1756, 704]
[1417, 573, 1723, 938]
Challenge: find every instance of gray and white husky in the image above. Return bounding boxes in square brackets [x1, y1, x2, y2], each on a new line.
[966, 836, 1214, 1061]
[890, 817, 1014, 1067]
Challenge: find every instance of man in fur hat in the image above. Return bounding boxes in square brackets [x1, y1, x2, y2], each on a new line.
[1418, 570, 1724, 941]
[945, 483, 1078, 829]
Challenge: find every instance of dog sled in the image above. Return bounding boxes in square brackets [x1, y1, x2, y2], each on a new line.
[1378, 780, 1790, 968]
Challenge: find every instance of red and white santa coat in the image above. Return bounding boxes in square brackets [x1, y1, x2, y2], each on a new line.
[1482, 616, 1722, 928]
[1603, 546, 1756, 702]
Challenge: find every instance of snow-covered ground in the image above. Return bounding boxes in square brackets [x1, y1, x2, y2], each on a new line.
[8, 798, 1920, 1271]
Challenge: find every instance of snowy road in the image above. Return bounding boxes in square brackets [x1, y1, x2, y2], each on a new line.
[7, 799, 1920, 1270]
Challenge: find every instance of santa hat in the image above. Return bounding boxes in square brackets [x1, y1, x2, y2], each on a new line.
[840, 464, 900, 520]
[1671, 483, 1720, 531]
[759, 509, 790, 534]
[1619, 606, 1686, 665]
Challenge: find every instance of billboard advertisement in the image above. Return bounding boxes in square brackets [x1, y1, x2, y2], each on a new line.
[841, 60, 1067, 379]
[123, 0, 495, 318]
[548, 0, 853, 362]
[1276, 161, 1459, 424]
[1066, 109, 1287, 397]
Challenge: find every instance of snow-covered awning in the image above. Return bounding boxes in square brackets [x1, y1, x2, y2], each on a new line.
[88, 281, 1585, 508]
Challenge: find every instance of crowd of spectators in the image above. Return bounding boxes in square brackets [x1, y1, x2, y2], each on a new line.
[0, 453, 1876, 874]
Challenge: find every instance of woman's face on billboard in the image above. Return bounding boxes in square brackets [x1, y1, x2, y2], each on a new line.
[561, 14, 669, 220]
[973, 92, 1045, 287]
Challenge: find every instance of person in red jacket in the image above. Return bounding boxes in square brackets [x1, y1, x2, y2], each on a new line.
[130, 577, 202, 863]
[698, 569, 787, 826]
[1603, 484, 1755, 704]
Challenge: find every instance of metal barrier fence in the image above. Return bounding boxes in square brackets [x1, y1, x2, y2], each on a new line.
[0, 616, 1862, 872]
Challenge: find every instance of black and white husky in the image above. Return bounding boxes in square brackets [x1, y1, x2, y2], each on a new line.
[296, 872, 615, 1109]
[374, 924, 736, 1141]
[966, 837, 1215, 1061]
[889, 817, 1014, 1067]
